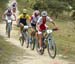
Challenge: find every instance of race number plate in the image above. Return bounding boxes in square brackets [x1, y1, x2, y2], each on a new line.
[47, 30, 52, 34]
[8, 20, 12, 23]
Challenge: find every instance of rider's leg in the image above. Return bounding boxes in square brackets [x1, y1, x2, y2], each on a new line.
[31, 23, 36, 36]
[19, 23, 24, 37]
[35, 31, 38, 41]
[31, 27, 35, 36]
[38, 31, 43, 50]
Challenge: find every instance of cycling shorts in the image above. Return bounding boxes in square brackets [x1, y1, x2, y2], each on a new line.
[19, 18, 27, 25]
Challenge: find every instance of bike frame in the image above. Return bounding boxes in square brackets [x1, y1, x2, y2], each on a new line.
[7, 19, 12, 38]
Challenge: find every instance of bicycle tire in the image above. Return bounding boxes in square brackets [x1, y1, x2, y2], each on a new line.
[30, 37, 35, 50]
[7, 24, 11, 38]
[47, 35, 56, 59]
[36, 39, 44, 55]
[20, 36, 24, 46]
[23, 31, 29, 48]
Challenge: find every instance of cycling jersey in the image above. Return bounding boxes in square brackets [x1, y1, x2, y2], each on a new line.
[31, 15, 40, 24]
[30, 15, 40, 27]
[4, 10, 14, 21]
[18, 14, 31, 25]
[37, 16, 53, 31]
[4, 10, 13, 16]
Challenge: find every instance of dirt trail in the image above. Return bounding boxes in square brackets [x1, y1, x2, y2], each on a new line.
[0, 23, 72, 64]
[0, 0, 73, 64]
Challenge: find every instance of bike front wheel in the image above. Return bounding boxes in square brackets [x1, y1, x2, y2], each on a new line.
[24, 31, 29, 48]
[7, 24, 11, 38]
[47, 36, 56, 59]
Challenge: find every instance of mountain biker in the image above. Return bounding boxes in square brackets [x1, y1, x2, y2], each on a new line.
[17, 9, 31, 38]
[2, 8, 16, 33]
[36, 11, 58, 51]
[12, 2, 17, 13]
[30, 10, 40, 37]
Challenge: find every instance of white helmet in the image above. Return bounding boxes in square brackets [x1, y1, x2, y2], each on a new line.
[41, 11, 47, 16]
[33, 10, 40, 15]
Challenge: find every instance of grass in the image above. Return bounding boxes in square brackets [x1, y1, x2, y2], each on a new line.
[17, 0, 34, 15]
[53, 19, 75, 62]
[0, 0, 9, 21]
[0, 36, 26, 64]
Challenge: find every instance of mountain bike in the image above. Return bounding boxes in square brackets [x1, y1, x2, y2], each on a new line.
[6, 19, 12, 38]
[19, 26, 30, 48]
[36, 28, 58, 59]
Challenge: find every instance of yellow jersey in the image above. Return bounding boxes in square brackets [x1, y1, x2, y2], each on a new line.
[18, 14, 31, 20]
[18, 14, 31, 25]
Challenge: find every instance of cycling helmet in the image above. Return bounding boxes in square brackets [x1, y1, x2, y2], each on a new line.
[34, 10, 40, 15]
[33, 10, 40, 16]
[23, 9, 27, 13]
[41, 11, 47, 16]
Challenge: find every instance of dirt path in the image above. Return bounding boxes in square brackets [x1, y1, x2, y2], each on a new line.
[0, 22, 72, 64]
[0, 0, 73, 64]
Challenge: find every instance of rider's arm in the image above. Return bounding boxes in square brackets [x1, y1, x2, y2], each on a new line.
[51, 21, 57, 27]
[26, 14, 31, 20]
[13, 14, 16, 21]
[2, 11, 7, 20]
[2, 14, 5, 20]
[47, 16, 58, 28]
[37, 17, 42, 25]
[30, 16, 34, 23]
[30, 16, 33, 22]
[16, 14, 22, 24]
[26, 14, 31, 25]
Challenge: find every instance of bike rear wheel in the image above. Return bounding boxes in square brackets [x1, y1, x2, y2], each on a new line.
[20, 36, 24, 46]
[47, 35, 56, 59]
[36, 39, 44, 55]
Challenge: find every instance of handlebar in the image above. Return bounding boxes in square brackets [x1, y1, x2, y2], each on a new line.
[52, 28, 58, 31]
[46, 28, 58, 34]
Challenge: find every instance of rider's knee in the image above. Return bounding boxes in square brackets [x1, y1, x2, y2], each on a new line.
[20, 23, 24, 27]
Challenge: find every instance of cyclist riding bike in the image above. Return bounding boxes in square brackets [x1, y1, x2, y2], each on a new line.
[2, 8, 16, 33]
[17, 9, 31, 38]
[30, 10, 40, 36]
[36, 11, 58, 51]
[11, 1, 17, 13]
[12, 2, 17, 13]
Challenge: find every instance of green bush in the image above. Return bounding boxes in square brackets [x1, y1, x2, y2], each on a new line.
[0, 0, 9, 21]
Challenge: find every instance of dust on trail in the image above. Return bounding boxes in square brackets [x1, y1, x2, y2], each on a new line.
[0, 0, 74, 64]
